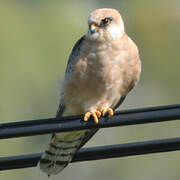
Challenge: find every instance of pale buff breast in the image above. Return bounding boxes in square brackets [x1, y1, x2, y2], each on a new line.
[62, 37, 141, 115]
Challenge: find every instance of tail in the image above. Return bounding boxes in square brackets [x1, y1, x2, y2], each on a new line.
[38, 132, 85, 176]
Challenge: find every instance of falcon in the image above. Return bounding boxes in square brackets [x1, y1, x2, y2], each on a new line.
[39, 8, 141, 175]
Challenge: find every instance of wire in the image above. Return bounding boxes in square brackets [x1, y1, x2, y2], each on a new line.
[0, 104, 180, 139]
[0, 104, 180, 171]
[1, 136, 180, 171]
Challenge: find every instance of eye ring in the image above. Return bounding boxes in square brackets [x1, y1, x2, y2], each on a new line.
[100, 17, 112, 26]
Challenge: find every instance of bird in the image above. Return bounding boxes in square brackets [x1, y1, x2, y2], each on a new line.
[39, 8, 141, 176]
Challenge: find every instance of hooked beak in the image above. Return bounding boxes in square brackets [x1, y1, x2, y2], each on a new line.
[90, 23, 99, 34]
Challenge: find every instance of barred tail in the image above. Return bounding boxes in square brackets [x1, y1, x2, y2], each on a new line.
[38, 132, 84, 176]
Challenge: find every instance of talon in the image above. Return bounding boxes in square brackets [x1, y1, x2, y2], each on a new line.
[95, 111, 101, 118]
[102, 108, 114, 117]
[84, 112, 92, 122]
[102, 108, 107, 116]
[84, 110, 101, 124]
[108, 108, 114, 117]
[92, 111, 99, 124]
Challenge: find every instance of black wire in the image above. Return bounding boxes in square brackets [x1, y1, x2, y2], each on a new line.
[0, 104, 180, 171]
[1, 137, 180, 171]
[0, 104, 180, 139]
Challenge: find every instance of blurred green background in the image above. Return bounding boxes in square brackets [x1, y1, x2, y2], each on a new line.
[0, 0, 180, 180]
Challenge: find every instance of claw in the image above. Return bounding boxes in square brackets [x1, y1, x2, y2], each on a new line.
[84, 112, 92, 121]
[84, 110, 101, 124]
[102, 108, 114, 117]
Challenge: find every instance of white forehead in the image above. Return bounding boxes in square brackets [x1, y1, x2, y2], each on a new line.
[88, 8, 123, 25]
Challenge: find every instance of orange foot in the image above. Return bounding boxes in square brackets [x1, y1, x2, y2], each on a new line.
[102, 108, 114, 117]
[84, 110, 101, 124]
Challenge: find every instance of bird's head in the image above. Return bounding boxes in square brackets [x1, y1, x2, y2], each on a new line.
[86, 8, 125, 42]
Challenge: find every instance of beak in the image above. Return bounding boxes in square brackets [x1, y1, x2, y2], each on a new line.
[90, 23, 98, 34]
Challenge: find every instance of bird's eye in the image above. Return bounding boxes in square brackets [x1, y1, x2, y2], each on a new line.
[100, 17, 112, 26]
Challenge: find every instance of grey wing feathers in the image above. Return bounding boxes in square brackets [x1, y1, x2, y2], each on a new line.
[113, 95, 126, 110]
[78, 129, 99, 149]
[56, 35, 85, 118]
[56, 103, 65, 117]
[65, 35, 85, 74]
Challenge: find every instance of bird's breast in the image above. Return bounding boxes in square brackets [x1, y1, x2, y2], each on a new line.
[63, 42, 140, 115]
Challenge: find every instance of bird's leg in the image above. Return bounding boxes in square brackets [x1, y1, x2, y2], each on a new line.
[102, 108, 114, 117]
[84, 110, 101, 124]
